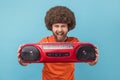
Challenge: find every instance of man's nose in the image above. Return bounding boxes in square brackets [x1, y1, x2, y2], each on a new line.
[58, 26, 62, 31]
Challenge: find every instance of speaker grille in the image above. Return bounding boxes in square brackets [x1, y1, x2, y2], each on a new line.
[20, 46, 40, 61]
[76, 45, 96, 60]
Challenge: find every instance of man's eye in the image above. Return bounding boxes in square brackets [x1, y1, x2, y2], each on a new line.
[61, 25, 65, 28]
[54, 25, 59, 28]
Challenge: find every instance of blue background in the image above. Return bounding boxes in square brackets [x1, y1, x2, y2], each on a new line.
[0, 0, 120, 80]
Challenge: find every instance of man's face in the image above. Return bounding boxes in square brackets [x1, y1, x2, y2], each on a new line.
[52, 23, 68, 42]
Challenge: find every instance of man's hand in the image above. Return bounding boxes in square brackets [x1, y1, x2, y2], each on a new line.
[88, 48, 98, 66]
[17, 45, 29, 66]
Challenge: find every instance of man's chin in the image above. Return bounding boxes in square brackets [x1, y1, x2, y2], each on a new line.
[54, 34, 67, 42]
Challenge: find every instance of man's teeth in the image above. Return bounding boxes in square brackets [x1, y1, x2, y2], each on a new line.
[58, 33, 63, 35]
[58, 33, 62, 35]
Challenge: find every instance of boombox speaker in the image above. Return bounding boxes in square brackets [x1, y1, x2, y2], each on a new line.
[18, 42, 97, 63]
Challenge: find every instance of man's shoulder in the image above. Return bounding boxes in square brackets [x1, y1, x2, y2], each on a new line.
[39, 35, 55, 42]
[67, 36, 79, 42]
[68, 36, 78, 39]
[40, 36, 49, 42]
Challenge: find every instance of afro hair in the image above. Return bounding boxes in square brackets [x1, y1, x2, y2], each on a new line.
[45, 6, 76, 31]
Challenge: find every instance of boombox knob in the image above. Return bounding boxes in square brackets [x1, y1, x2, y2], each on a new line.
[20, 46, 40, 61]
[76, 45, 96, 61]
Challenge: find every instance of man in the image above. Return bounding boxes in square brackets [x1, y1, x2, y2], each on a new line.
[18, 6, 98, 80]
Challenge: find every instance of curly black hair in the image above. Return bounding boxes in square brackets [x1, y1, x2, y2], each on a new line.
[45, 6, 76, 31]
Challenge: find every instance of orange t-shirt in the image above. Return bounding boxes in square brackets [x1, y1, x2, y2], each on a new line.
[39, 35, 79, 80]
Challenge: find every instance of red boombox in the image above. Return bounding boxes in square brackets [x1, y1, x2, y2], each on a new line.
[18, 42, 97, 63]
